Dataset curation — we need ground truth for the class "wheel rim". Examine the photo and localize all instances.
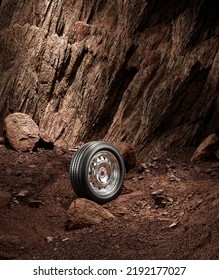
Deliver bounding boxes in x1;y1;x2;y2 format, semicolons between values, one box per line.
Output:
88;151;120;196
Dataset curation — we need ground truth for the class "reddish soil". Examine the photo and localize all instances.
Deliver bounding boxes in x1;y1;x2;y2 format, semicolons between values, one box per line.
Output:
0;144;219;260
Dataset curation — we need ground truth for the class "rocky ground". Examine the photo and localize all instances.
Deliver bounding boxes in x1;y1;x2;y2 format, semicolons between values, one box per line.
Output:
0;143;219;260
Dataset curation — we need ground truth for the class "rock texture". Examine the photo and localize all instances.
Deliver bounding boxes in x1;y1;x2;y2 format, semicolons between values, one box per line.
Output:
0;1;219;159
191;134;219;162
114;142;136;171
4;113;39;151
66;198;115;229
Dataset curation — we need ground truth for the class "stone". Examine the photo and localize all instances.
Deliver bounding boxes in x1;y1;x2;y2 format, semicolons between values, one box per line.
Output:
62;238;69;242
114;142;136;171
65;198;115;230
17;189;29;197
0;191;11;208
4;113;40;152
191;134;219;162
137;163;147;173
169;174;181;182
45;236;54;243
169;220;179;228
151;189;164;196
150;189;172;208
152;195;168;208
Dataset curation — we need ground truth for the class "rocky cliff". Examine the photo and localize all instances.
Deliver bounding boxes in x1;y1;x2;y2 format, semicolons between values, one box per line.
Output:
0;0;218;159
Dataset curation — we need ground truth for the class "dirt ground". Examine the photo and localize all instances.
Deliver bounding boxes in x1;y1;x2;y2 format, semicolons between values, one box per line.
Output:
0;143;219;260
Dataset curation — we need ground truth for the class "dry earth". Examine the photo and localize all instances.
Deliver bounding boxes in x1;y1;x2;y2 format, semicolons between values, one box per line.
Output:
0;144;219;260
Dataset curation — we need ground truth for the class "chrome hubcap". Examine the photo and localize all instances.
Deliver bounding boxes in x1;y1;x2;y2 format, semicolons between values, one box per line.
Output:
88;151;120;195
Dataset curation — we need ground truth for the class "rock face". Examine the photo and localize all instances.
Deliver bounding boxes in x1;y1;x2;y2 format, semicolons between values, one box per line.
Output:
0;1;219;159
4;113;39;151
191;134;219;162
66;198;115;230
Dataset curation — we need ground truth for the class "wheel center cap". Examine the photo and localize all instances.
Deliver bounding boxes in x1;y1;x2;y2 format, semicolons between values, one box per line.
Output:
99;166;107;176
97;166;110;184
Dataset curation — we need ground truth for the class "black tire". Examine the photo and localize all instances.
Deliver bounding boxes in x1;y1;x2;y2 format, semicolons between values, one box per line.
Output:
69;141;126;204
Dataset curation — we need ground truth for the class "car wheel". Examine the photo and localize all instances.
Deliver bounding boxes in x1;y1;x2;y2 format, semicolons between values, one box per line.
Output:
69;141;126;203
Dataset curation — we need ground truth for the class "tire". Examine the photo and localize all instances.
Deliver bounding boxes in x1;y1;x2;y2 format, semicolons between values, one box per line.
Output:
69;141;126;203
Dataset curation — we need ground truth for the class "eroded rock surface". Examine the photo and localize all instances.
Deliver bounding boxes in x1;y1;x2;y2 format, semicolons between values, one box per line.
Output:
0;1;218;159
191;134;219;162
4;113;39;151
66;198;115;230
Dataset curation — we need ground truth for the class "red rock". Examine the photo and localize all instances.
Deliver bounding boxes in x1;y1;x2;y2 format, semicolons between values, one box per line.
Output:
191;134;219;162
114;142;136;171
65;198;115;230
4;113;39;152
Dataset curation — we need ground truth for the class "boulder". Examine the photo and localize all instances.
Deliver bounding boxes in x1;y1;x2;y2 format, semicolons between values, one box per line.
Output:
0;191;11;208
4;113;40;152
114;142;136;171
65;198;115;230
191;134;219;162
